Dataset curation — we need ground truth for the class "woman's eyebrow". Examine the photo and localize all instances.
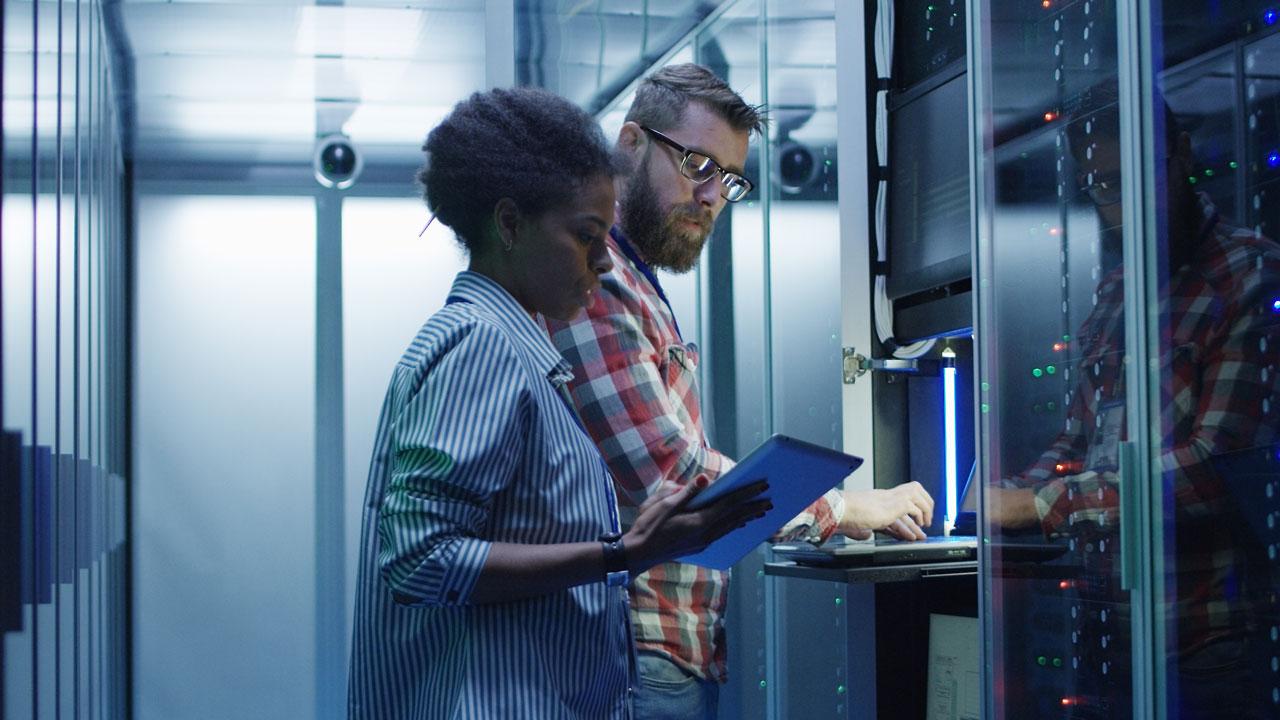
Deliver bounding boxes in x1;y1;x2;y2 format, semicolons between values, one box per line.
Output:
577;215;610;230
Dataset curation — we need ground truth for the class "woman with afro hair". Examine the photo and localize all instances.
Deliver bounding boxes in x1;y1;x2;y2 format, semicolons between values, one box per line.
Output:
347;87;768;720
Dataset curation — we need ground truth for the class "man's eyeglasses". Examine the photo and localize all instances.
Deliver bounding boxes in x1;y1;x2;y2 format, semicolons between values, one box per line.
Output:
1080;172;1122;207
640;125;754;203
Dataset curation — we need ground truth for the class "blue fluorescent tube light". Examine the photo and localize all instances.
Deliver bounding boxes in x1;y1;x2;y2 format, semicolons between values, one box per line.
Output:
942;347;958;526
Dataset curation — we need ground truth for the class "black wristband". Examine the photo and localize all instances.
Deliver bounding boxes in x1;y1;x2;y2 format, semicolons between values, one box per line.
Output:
599;532;628;585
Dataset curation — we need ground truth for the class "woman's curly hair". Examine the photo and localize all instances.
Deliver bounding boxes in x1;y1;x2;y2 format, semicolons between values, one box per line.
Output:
419;87;618;252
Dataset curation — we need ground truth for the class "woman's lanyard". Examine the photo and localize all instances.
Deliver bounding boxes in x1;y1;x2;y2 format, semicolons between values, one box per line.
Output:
611;229;685;343
446;292;622;536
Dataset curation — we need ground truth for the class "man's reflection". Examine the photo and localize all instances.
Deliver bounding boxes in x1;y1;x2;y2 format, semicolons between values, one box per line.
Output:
988;85;1280;718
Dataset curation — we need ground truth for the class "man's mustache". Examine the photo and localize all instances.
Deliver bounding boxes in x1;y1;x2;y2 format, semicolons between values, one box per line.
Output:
668;205;713;232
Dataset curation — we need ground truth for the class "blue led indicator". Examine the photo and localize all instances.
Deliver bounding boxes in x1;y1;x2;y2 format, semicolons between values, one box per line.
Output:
1269;150;1280;169
1272;298;1280;313
1265;8;1278;25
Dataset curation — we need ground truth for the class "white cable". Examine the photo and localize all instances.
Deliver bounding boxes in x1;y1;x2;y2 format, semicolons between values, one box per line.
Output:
871;0;935;359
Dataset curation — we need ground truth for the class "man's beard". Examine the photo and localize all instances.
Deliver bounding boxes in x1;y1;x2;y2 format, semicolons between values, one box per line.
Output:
618;157;715;274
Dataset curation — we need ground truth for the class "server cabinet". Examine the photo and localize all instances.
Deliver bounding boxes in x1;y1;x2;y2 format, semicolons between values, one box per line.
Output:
970;2;1280;718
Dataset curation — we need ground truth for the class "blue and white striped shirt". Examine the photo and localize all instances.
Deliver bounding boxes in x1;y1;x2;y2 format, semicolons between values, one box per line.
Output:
348;271;633;720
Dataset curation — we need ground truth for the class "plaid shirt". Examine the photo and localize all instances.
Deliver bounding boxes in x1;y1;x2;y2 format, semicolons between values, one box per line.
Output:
1003;198;1280;653
546;228;842;682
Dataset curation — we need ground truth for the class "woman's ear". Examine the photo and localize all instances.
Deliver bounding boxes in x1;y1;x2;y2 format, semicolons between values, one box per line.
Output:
492;197;520;252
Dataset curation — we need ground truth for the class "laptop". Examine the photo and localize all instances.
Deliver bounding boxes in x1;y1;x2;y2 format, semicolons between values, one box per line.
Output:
771;463;1067;567
771;463;981;566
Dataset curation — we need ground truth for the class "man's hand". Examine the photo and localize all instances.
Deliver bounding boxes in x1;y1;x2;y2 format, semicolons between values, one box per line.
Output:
839;482;934;541
986;486;1040;529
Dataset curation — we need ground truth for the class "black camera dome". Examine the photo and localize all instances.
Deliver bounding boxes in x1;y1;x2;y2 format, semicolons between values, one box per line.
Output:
776;140;817;194
314;134;363;189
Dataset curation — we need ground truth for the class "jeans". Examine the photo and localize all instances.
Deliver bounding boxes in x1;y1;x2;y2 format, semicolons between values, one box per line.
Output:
1175;637;1267;719
631;651;720;720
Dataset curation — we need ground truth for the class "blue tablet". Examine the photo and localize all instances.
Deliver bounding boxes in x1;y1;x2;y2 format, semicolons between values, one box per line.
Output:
679;434;863;570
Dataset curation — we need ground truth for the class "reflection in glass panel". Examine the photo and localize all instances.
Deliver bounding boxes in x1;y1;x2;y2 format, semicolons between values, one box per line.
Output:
517;0;734;114
760;2;850;719
682;6;770;720
1149;6;1280;719
1246;32;1280;242
975;1;1130;718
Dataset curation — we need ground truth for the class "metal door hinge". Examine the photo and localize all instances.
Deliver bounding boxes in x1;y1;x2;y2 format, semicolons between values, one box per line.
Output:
842;347;937;384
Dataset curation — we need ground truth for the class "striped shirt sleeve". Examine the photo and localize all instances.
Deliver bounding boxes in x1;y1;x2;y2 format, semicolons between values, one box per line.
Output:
376;320;527;607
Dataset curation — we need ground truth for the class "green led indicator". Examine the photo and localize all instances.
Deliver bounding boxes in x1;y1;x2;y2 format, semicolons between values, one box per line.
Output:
1037;656;1048;667
757;570;765;578
1052;657;1063;668
1230;161;1239;169
1047;401;1057;411
837;685;847;695
981;382;990;392
1032;368;1044;378
835;597;843;606
1204;168;1215;177
1033;403;1043;414
1062;334;1071;342
981;403;990;414
760;680;768;689
1188;175;1198;184
1046;365;1056;375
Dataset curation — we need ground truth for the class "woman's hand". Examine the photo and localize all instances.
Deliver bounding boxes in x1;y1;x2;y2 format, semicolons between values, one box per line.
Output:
623;476;771;575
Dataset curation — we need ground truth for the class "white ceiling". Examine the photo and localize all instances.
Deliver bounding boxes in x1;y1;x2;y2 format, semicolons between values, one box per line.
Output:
124;0;489;166
3;0;838;174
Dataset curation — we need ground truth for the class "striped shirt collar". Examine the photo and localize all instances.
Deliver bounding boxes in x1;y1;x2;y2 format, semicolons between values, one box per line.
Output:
447;271;574;384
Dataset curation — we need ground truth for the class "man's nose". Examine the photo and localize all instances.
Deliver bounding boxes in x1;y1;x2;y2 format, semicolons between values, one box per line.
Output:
693;177;722;209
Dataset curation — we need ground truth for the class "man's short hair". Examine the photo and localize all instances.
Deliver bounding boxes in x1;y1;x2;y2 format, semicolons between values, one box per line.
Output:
625;63;766;137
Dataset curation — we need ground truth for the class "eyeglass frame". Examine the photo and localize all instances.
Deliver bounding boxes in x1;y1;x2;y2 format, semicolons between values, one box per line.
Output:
639;125;755;203
1079;171;1122;207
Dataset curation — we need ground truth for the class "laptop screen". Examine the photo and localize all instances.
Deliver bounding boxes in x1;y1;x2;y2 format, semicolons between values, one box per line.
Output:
959;460;978;514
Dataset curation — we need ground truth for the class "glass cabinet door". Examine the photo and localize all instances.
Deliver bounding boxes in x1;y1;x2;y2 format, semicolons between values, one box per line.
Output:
971;2;1137;717
1140;6;1280;719
974;2;1280;719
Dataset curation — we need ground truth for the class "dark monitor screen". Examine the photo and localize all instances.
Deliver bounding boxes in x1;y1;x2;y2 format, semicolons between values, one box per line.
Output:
886;72;972;301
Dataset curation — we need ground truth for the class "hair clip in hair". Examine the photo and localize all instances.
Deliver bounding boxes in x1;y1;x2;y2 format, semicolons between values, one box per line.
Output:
418;212;437;237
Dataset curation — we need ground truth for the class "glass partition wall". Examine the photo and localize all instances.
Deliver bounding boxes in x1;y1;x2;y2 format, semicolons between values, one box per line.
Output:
2;1;131;718
583;1;845;716
972;2;1280;718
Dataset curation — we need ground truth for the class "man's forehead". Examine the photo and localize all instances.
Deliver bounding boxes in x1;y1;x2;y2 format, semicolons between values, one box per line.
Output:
664;103;750;168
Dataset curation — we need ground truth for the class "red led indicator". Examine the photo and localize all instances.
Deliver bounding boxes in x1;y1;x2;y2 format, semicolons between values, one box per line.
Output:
1044;111;1058;122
